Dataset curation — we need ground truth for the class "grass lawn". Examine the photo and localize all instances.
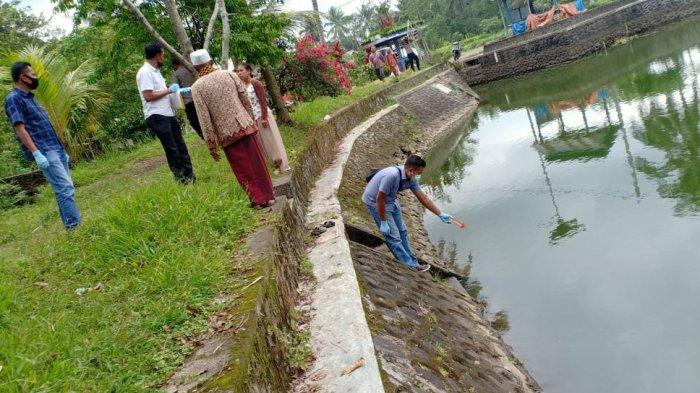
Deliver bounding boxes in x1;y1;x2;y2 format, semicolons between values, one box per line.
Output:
0;134;263;391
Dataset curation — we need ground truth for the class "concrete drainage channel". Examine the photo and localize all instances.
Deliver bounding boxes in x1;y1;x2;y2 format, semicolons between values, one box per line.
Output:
297;105;399;392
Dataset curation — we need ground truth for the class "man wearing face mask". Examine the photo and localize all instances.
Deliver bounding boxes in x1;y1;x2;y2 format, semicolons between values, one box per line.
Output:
136;42;194;183
4;62;81;230
362;155;454;272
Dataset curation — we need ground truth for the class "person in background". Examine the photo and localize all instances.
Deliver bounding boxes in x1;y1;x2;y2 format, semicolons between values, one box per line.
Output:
362;155;455;273
235;63;291;174
136;42;194;184
385;49;401;79
369;45;386;82
171;58;202;139
452;41;461;61
188;49;275;208
4;62;81;230
402;37;420;71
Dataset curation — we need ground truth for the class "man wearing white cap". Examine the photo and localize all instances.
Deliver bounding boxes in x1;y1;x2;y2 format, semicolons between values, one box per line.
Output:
184;49;275;208
136;42;194;183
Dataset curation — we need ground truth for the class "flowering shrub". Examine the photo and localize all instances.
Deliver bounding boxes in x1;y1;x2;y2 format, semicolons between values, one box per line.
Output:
278;35;352;101
347;49;376;86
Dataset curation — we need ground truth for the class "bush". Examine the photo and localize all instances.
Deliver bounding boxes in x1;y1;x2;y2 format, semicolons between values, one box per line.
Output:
0;125;32;178
347;50;375;86
347;63;376;87
100;101;149;143
0;182;30;211
277;35;352;101
479;16;502;34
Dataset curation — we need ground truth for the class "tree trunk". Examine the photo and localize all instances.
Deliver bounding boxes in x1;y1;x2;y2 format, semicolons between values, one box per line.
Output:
203;1;219;50
261;65;292;125
311;0;325;42
496;0;509;31
217;0;230;67
122;0;196;74
162;0;194;59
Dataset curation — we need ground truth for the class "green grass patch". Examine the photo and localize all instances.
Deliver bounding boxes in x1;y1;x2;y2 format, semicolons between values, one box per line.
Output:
434;30;509;61
588;0;620;10
287;328;311;370
0;134;261;391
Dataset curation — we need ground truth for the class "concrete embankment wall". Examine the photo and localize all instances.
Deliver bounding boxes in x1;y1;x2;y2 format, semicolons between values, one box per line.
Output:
337;70;541;392
459;0;700;85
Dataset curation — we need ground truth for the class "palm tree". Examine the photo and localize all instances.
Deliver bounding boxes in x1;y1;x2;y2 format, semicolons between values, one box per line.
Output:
356;4;378;39
325;6;352;42
310;0;325;41
0;46;107;156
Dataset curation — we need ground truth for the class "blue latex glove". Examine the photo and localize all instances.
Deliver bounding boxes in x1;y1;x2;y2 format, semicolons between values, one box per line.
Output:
33;150;50;170
439;213;453;224
169;83;180;94
180;87;191;98
379;220;390;235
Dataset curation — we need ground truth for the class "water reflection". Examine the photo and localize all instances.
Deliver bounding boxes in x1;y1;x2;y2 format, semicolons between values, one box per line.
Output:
430;25;700;215
423;17;700;393
630;56;700;215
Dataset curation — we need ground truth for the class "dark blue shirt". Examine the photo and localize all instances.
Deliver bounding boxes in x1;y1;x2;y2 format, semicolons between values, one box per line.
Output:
4;87;63;160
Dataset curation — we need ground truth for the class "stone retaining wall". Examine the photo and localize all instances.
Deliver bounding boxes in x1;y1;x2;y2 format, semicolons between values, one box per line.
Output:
168;200;305;392
458;0;700;85
483;0;639;53
215;201;305;391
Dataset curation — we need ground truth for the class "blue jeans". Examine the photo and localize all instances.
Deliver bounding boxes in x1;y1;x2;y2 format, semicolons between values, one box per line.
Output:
366;202;419;268
40;150;81;229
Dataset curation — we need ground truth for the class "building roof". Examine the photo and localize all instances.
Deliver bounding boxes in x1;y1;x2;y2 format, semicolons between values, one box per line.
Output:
362;25;426;48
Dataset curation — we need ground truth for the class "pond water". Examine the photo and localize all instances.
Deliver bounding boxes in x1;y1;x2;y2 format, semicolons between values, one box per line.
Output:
423;18;700;393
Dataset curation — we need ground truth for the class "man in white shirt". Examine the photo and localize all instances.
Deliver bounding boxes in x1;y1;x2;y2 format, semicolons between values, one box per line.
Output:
136;42;194;183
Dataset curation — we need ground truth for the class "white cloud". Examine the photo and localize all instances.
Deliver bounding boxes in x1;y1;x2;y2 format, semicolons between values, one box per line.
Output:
20;0;74;36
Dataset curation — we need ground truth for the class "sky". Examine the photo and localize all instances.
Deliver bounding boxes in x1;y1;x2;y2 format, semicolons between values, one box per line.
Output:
20;0;397;36
20;0;74;36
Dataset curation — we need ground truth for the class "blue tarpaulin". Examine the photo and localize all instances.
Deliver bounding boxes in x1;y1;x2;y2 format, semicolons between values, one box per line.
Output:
512;21;527;36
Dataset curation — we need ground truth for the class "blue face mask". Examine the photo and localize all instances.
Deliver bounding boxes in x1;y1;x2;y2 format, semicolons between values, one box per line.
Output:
413;174;422;183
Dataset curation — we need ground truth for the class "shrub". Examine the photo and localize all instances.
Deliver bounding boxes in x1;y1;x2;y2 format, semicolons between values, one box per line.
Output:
0;182;30;211
278;35;352;101
0;125;32;178
479;16;502;34
347;50;375;86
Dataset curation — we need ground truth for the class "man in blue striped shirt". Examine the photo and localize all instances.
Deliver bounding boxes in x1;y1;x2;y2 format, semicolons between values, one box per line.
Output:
4;61;81;230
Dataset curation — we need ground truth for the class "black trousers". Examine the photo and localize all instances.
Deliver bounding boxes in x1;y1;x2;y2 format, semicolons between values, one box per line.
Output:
184;101;203;139
146;114;194;183
407;53;420;71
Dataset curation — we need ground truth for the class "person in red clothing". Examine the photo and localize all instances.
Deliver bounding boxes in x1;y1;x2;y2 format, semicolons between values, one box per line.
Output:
384;49;401;79
187;49;275;208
